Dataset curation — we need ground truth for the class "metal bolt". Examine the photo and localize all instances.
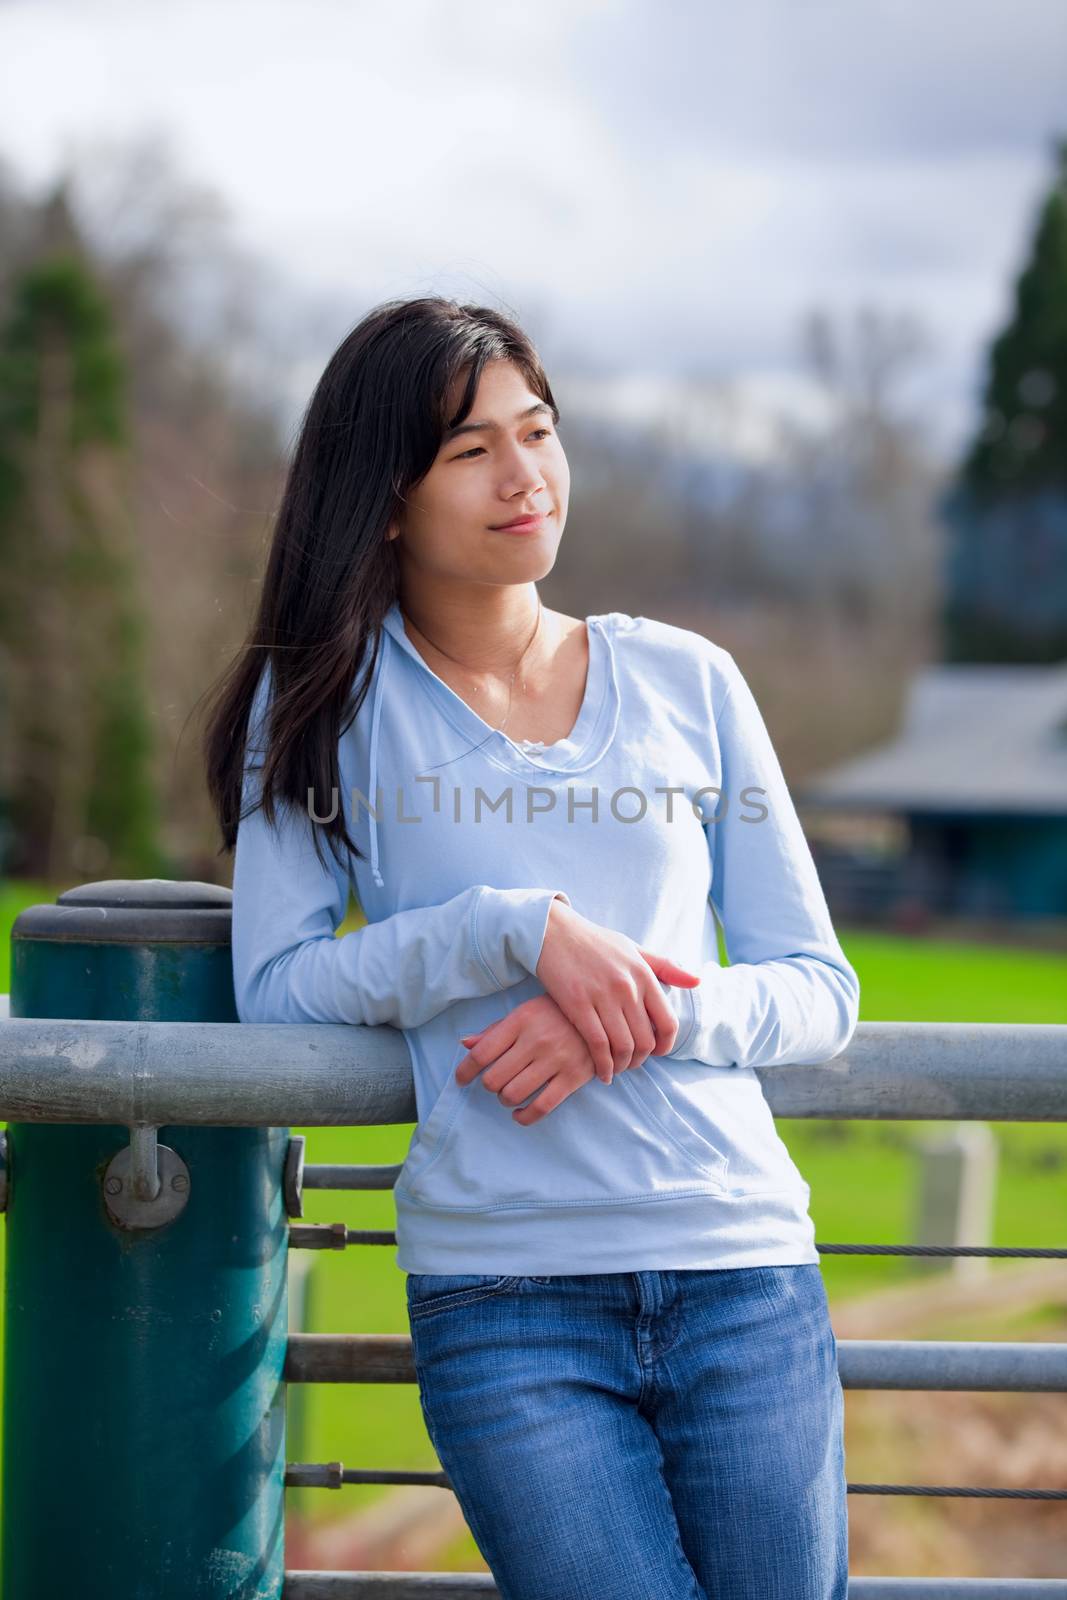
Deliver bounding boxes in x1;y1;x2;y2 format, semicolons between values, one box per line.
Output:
105;1176;123;1196
170;1174;189;1193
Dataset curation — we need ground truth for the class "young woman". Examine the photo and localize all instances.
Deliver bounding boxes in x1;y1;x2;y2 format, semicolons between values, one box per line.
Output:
206;296;858;1600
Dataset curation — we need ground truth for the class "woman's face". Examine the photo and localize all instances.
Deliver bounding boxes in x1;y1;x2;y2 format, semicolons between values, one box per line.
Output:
386;358;570;590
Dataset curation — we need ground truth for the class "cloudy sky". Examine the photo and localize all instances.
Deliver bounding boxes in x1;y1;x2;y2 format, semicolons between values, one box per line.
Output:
2;0;1065;461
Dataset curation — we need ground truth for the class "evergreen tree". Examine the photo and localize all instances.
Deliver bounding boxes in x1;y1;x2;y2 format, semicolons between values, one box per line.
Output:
963;137;1067;497
941;136;1067;662
0;212;168;881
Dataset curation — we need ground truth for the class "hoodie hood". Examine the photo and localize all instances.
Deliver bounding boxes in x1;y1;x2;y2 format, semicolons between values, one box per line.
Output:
365;599;622;889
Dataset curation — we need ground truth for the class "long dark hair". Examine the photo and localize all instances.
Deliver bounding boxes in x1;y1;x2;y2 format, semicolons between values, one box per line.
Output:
201;295;560;874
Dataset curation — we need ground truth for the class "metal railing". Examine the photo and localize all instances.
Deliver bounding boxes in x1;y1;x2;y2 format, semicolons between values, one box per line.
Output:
2;879;1066;1598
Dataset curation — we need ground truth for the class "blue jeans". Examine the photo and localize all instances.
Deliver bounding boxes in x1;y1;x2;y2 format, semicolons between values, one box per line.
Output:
406;1265;847;1600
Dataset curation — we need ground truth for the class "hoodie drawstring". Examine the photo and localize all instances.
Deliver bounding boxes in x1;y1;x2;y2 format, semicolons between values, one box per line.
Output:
368;627;390;888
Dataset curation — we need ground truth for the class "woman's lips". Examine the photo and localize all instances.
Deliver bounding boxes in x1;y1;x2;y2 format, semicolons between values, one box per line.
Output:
491;511;549;533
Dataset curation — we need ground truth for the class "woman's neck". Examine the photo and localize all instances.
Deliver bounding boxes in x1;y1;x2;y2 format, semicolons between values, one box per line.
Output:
397;589;557;686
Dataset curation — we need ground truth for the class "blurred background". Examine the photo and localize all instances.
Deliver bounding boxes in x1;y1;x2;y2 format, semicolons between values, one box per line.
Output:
1;0;1066;1583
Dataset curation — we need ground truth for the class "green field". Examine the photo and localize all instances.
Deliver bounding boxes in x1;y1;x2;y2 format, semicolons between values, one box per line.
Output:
2;879;1065;1539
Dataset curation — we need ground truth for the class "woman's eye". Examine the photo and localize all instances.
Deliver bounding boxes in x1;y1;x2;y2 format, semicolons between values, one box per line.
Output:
454;427;553;462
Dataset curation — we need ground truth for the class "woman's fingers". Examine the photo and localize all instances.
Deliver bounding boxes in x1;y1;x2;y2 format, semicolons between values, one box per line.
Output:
476;1040;539;1098
635;949;700;1056
491;1055;556;1108
615;997;658;1074
536;905;703;1080
638;950;701;987
454;993;613;1125
461;924;703;1093
553;997;615;1083
455;1014;517;1084
512;1062;588;1125
639;978;682;1058
595;1004;637;1078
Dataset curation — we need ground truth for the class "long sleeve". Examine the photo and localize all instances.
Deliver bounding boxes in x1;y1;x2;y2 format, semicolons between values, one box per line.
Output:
665;650;860;1069
230;669;570;1026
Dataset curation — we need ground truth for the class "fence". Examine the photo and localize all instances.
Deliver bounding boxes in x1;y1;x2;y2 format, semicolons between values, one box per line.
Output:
1;879;1065;1598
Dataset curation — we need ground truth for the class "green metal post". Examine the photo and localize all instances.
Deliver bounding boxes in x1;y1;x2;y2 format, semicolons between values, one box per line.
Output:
3;880;288;1600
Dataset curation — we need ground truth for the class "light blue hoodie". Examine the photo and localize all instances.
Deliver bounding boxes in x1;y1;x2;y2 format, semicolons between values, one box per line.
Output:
231;599;859;1274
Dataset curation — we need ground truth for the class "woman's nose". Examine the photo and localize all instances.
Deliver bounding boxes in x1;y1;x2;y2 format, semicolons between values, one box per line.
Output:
500;443;546;491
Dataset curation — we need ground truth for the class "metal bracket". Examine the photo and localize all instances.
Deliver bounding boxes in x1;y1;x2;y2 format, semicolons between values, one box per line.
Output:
283;1134;305;1218
285;1461;344;1489
288;1222;349;1249
103;1126;190;1230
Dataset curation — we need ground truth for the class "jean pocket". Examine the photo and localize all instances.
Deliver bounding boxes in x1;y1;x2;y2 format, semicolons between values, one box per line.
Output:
406;1273;522;1319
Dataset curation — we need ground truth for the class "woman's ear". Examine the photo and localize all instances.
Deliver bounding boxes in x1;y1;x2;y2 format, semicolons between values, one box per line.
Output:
385;521;400;543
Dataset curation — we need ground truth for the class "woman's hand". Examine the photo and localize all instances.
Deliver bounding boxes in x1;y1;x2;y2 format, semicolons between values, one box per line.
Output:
455;994;607;1124
533;898;700;1082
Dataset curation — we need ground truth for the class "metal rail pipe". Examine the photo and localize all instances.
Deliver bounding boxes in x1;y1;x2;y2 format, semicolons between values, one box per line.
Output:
0;1015;1064;1126
281;1333;1067;1392
282;1573;1067;1597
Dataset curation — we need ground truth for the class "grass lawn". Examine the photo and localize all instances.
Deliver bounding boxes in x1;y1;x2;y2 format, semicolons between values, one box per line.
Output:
1;879;1065;1536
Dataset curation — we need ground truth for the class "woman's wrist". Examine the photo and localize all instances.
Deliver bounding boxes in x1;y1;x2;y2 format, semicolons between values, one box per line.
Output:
473;885;573;987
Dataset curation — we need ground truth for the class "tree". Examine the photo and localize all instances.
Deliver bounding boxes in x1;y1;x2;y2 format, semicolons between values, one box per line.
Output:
941;135;1067;662
0;200;167;881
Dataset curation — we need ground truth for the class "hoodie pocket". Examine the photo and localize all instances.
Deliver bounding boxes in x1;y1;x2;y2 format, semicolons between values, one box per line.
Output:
402;1044;475;1175
615;1060;732;1184
653;1057;806;1196
396;1049;732;1211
